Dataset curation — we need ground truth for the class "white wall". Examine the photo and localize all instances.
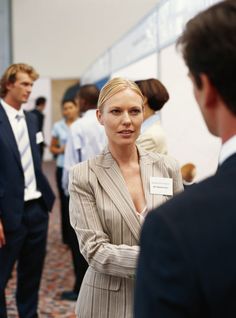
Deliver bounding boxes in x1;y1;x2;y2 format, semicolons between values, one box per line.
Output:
160;44;221;181
110;45;221;182
111;53;158;80
12;0;158;78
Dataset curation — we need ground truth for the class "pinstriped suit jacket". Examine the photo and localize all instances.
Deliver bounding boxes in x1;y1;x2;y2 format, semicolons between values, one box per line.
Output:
69;145;183;318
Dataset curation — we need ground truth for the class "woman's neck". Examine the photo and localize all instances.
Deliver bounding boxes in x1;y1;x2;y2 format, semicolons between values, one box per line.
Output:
109;143;139;166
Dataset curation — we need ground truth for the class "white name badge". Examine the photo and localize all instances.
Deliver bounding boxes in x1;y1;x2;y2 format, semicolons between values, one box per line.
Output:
150;177;173;196
36;131;44;144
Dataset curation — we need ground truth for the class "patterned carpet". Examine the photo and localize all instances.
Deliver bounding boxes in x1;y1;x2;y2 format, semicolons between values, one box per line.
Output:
5;161;77;318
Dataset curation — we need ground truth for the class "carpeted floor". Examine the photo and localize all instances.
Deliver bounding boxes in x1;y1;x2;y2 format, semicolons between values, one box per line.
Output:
6;161;77;318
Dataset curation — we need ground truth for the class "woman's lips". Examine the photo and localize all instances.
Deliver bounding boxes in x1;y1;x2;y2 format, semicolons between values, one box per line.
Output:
118;130;134;134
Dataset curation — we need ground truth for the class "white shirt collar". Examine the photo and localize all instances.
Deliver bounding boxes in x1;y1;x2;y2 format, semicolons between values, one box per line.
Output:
219;135;236;165
1;98;24;120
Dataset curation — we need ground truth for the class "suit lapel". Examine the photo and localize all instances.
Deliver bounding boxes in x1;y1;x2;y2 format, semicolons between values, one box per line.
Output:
25;111;35;154
0;104;22;170
92;148;141;241
24;111;40;173
139;151;154;212
139;147;168;211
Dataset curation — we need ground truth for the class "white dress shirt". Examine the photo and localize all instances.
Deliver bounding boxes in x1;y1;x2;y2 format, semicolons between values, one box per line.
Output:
1;99;41;201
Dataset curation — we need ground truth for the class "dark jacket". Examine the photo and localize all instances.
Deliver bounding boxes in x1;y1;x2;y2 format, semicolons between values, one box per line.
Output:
0;104;55;231
135;153;236;318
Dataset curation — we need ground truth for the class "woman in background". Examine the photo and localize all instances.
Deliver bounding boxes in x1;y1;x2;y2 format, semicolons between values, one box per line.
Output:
50;99;79;245
135;78;169;154
69;77;183;318
50;99;86;301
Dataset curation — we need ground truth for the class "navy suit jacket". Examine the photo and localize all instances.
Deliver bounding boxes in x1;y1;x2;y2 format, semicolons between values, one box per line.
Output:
0;104;55;231
135;153;236;318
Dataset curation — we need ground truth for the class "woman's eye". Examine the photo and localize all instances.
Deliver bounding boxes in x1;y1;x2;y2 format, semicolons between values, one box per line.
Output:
130;109;141;115
111;109;121;115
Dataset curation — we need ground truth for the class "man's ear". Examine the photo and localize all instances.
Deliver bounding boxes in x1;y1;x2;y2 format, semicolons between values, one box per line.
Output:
199;74;218;109
96;109;104;125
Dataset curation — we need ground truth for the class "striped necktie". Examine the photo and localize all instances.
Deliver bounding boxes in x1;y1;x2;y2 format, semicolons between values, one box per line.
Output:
16;114;35;189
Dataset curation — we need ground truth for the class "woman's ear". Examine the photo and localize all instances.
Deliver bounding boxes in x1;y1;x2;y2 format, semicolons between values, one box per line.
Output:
96;109;104;125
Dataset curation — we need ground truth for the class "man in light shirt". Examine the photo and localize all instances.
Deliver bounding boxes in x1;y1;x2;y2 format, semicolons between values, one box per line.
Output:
135;1;236;317
0;63;55;318
62;84;106;194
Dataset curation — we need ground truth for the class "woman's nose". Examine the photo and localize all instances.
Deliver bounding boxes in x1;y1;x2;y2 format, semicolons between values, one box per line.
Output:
121;111;131;124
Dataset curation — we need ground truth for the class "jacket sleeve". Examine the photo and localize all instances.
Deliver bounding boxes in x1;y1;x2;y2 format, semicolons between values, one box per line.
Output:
69;162;139;279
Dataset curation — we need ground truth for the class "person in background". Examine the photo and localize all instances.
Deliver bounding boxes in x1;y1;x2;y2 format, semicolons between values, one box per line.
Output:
62;84;106;195
135;78;169;154
135;1;236;317
61;84;106;301
0;63;55;318
30;96;47;158
69;77;183;318
50;99;82;301
50;99;79;245
181;162;197;189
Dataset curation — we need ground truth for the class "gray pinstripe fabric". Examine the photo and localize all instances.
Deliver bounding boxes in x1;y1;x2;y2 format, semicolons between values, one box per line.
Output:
69;146;183;318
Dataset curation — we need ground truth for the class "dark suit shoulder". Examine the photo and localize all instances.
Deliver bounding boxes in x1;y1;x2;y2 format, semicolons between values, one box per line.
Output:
145;164;236;257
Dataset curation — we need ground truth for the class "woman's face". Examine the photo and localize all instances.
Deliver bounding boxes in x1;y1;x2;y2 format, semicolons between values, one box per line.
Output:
62;101;79;121
97;88;143;148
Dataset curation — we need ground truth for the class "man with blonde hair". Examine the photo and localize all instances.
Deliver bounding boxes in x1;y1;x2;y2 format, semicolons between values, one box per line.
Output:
0;63;55;318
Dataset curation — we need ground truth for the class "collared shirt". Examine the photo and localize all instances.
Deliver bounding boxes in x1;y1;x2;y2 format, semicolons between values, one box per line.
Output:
1;99;41;201
51;118;70;167
219;134;236;165
62;109;107;194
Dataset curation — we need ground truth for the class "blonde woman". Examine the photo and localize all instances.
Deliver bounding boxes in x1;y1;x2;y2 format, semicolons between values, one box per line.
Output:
69;77;183;318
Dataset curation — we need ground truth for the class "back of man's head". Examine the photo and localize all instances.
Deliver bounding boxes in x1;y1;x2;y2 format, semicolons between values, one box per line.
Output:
77;84;100;112
177;0;236;115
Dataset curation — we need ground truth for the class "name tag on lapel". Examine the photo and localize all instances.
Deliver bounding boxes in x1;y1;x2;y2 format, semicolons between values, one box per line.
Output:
36;131;44;144
150;177;173;196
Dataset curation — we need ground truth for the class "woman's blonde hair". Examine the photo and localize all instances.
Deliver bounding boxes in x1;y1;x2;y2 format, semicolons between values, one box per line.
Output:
97;77;145;110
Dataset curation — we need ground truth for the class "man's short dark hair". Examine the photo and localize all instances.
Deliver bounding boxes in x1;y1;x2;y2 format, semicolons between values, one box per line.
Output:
177;0;236;115
77;84;100;107
35;97;46;106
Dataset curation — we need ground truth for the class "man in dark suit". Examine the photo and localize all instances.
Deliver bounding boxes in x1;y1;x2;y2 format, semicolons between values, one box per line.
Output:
0;63;55;318
30;96;46;158
134;1;236;317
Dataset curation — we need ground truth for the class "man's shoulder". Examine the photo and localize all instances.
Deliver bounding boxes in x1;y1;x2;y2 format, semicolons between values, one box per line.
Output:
30;108;42;117
149;170;232;228
72;110;98;127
